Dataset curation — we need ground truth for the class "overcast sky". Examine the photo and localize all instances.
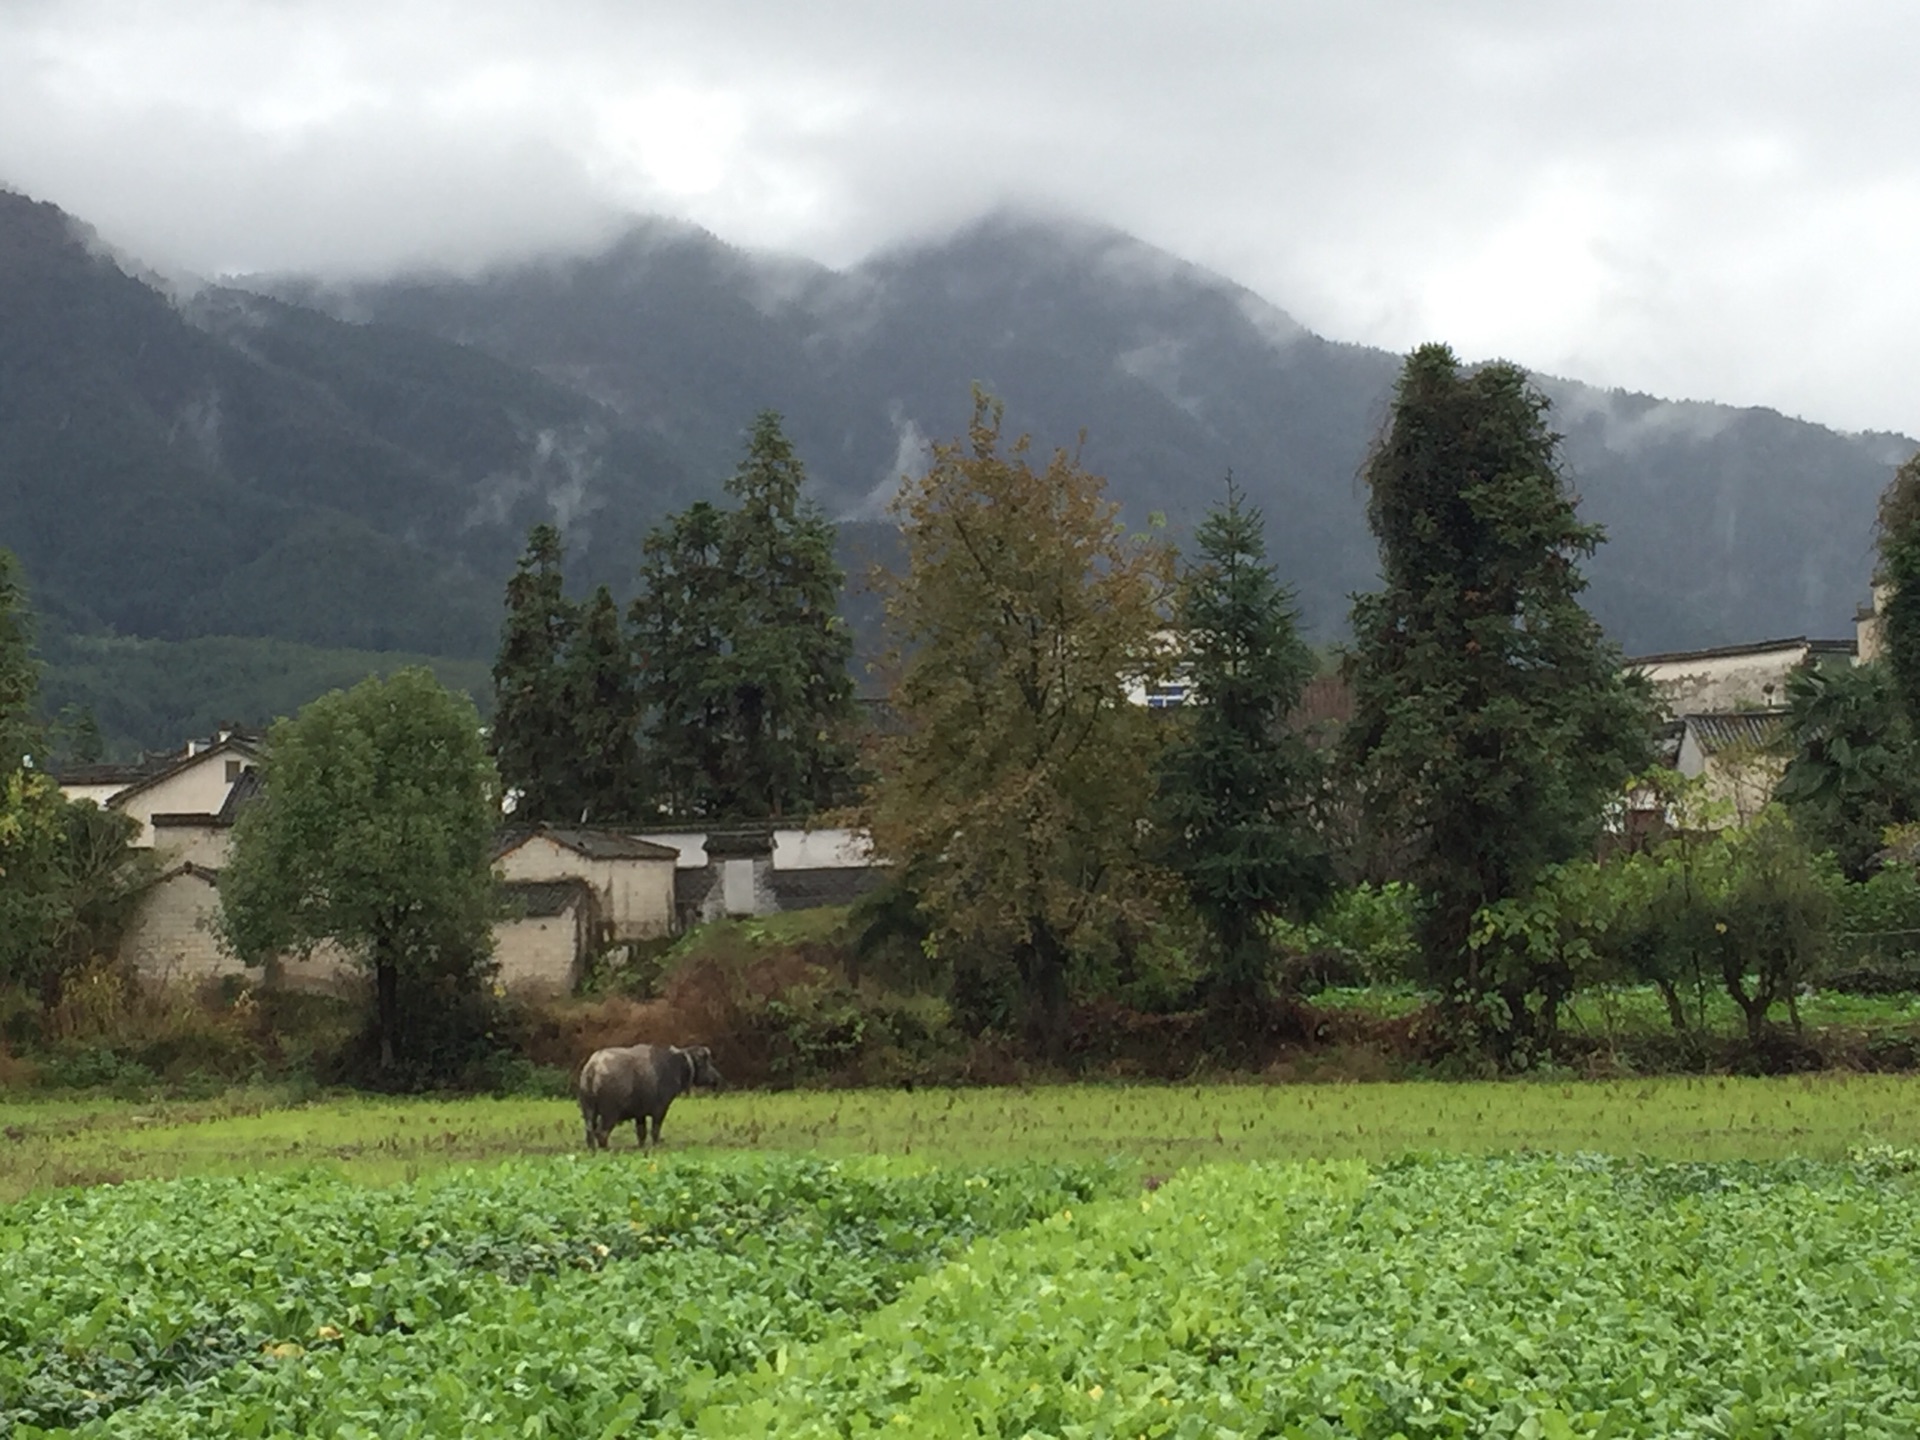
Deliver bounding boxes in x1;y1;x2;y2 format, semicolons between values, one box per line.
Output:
6;0;1918;437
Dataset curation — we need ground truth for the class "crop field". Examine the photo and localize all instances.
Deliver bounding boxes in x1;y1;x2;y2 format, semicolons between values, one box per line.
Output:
9;1148;1920;1435
8;1073;1920;1200
11;1079;1920;1434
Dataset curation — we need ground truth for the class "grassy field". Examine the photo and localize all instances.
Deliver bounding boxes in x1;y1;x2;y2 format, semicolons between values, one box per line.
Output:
1314;982;1920;1034
6;1073;1920;1201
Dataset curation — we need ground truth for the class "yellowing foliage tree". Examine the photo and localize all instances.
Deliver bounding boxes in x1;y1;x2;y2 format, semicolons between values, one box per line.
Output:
866;392;1173;1053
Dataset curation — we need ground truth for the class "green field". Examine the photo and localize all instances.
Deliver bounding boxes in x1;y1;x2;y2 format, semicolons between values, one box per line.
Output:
6;1074;1920;1200
10;1080;1920;1435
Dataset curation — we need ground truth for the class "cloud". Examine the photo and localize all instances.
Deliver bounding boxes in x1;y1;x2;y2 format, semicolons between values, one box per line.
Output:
3;0;1920;436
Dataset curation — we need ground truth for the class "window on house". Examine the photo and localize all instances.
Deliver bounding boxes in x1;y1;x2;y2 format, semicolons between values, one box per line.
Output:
226;760;243;782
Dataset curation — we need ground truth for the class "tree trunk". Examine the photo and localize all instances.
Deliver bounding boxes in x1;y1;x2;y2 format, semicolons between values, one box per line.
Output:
376;954;399;1071
1654;978;1688;1034
1017;922;1069;1061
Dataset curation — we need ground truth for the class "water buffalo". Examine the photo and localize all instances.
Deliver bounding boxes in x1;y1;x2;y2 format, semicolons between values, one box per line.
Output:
576;1043;723;1150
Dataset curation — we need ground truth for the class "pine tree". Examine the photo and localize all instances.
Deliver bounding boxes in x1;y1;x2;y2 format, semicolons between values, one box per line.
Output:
562;585;642;824
718;412;857;817
632;415;857;819
1878;453;1920;728
0;549;41;771
1154;479;1332;1011
490;524;577;823
631;502;733;817
1342;344;1652;1054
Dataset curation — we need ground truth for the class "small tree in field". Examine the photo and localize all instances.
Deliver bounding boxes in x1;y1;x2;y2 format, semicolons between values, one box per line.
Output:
1342;344;1652;1058
221;669;501;1081
867;391;1173;1054
1154;479;1332;1012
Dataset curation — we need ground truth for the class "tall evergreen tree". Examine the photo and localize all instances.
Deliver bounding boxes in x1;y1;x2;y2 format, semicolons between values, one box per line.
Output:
1878;453;1920;727
0;549;41;770
490;524;577;823
633;414;857;819
1154;479;1332;1011
562;584;643;823
631;501;733;818
718;412;858;817
1342;344;1652;1053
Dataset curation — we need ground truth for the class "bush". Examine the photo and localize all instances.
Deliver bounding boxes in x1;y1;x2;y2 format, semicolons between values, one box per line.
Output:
1474;807;1838;1058
1271;883;1420;989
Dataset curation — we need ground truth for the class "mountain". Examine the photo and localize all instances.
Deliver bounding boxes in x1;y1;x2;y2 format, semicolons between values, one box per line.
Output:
0;189;694;662
5;188;1915;751
282;211;1917;653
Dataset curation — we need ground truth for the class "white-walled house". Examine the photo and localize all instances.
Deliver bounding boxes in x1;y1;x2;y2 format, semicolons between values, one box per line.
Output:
638;824;885;926
1627;637;1855;719
492;827;680;943
58;733;262;850
495;879;597;992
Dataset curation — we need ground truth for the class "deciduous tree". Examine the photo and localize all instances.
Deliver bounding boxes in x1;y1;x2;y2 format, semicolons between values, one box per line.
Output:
1154;479;1332;1011
867;391;1173;1053
1342;344;1652;1057
221;669;500;1079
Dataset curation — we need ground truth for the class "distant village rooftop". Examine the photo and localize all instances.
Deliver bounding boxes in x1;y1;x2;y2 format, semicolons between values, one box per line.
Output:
1624;636;1856;668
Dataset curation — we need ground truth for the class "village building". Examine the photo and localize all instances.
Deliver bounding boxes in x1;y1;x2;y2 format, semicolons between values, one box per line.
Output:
637;824;883;929
57;731;263;850
492;827;680;943
1627;636;1856;719
1623;635;1860;834
61;728;888;993
494;878;599;992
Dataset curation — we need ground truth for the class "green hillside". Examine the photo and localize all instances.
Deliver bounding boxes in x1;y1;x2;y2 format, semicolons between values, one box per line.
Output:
37;629;492;757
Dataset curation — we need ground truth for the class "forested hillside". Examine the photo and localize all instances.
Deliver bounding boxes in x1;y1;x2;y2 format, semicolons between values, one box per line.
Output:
291;211;1918;652
4;188;1916;750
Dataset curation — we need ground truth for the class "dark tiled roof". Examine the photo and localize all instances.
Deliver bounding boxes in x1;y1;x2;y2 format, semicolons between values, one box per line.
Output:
148;861;222;889
501;878;593;919
704;827;773;858
769;867;885;911
217;769;263;823
494;825;680;863
1627;636;1855;666
103;735;262;806
55;760;166;787
1682;711;1789;756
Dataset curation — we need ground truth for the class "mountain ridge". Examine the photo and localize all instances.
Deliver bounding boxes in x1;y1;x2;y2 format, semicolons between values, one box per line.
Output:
276;206;1912;650
3;187;1914;749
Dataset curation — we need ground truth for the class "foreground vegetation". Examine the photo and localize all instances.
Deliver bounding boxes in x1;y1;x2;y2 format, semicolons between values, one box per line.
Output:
9;1143;1920;1435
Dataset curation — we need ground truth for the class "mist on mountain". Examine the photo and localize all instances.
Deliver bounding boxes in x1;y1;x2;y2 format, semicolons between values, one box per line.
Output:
3;186;1913;747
